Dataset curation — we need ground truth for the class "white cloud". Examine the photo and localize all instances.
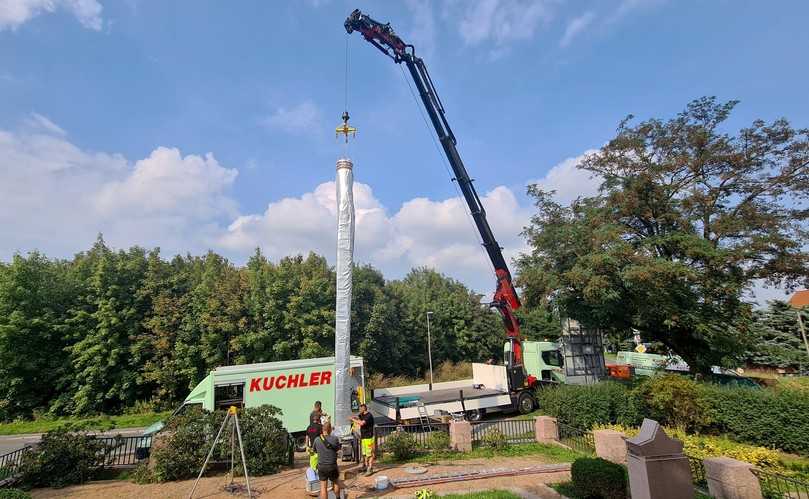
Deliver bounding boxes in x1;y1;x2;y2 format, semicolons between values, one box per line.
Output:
262;100;322;135
606;0;666;25
455;0;553;47
0;114;236;258
219;181;530;296
0;0;103;31
559;11;596;48
404;0;437;59
530;150;602;204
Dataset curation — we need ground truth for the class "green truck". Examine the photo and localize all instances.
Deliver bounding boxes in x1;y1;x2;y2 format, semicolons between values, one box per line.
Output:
148;356;366;449
522;341;757;387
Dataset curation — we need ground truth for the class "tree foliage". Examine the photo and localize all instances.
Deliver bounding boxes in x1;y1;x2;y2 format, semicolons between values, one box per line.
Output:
0;240;505;420
518;97;808;373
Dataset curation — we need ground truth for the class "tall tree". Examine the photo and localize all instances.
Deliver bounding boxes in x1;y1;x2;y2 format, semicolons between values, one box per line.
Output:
746;300;809;371
518;98;808;373
70;245;149;413
0;253;76;420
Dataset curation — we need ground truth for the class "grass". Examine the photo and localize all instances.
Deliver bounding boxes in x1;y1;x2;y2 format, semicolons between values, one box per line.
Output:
438;491;522;499
381;442;582;465
0;412;170;435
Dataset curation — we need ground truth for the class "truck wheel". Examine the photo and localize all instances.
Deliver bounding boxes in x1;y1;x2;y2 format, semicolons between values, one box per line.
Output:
517;392;535;414
294;433;307;452
466;409;484;422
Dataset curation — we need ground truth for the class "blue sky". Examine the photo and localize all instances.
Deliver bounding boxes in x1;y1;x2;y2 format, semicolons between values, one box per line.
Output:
1;0;807;302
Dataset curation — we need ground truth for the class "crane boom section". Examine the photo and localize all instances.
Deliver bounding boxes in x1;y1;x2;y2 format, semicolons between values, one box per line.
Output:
345;10;526;368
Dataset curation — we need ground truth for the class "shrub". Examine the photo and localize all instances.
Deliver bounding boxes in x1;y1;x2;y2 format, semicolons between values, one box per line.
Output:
481;428;508;450
570;457;627;499
384;430;418;461
18;426;113;488
0;490;32;499
425;430;450;451
702;383;809;455
149;405;290;482
536;381;642;429
634;375;712;432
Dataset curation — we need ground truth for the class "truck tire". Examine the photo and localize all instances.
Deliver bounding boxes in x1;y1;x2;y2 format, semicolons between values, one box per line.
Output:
293;433;307;452
517;392;535;415
466;409;485;422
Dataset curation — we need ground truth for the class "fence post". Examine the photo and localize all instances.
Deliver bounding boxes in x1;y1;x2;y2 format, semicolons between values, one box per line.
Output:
534;416;559;444
449;420;472;452
593;429;627;464
704;457;763;499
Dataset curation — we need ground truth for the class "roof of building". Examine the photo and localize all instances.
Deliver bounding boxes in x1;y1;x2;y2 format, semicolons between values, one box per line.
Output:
788;290;809;309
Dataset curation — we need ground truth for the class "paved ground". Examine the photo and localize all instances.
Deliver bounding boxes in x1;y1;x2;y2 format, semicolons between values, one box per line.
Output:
29;454;570;498
0;428;146;455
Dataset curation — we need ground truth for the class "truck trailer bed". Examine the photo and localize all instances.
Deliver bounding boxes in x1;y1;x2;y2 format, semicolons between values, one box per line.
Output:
374;385;506;407
369;364;515;421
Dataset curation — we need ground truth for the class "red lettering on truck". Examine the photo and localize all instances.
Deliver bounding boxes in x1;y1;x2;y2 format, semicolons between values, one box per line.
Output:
247;370;333;392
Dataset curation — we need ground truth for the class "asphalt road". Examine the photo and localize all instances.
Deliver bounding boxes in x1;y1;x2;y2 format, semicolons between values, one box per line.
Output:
0;427;146;455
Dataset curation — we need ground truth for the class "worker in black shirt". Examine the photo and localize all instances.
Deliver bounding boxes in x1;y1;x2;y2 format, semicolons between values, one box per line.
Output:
313;421;345;499
351;403;375;476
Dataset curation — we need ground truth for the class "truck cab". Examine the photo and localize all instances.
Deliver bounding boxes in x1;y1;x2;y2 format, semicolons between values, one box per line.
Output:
514;341;566;384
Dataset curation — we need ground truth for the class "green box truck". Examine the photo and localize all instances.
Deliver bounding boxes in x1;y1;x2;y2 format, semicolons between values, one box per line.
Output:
164;355;366;449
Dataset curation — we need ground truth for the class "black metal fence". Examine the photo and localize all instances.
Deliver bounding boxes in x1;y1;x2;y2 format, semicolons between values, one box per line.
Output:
471;418;535;444
557;422;595;455
0;445;32;481
753;468;809;499
97;435;153;467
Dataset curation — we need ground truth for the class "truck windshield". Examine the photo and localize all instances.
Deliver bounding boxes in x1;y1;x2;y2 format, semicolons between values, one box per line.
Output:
214;383;245;410
542;350;563;368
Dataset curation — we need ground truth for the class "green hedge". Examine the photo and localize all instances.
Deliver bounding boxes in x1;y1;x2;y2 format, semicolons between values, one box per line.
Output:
570;457;627;499
535;381;642;429
703;384;809;455
536;375;809;455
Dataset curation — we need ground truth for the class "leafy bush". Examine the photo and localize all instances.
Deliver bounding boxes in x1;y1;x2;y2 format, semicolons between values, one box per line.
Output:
18;426;114;488
481;428;508;450
703;383;809;455
570;457;627;499
425;430;450;450
634;375;712;431
0;490;32;499
535;381;642;428
774;377;809;395
148;405;290;482
384;430;418;461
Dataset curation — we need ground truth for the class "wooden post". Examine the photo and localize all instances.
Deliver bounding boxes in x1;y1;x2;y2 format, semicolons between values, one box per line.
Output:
796;307;809;359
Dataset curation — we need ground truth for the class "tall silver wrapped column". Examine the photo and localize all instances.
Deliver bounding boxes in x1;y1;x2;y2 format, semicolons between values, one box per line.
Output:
333;158;355;436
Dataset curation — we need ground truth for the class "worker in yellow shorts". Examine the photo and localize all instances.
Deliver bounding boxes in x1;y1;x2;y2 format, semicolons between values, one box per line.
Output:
351;403;375;476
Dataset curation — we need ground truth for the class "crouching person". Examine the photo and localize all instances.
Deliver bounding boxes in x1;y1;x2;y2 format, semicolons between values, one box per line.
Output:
314;421;345;499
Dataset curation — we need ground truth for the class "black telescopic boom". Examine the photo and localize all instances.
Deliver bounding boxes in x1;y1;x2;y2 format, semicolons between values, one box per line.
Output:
346;10;528;378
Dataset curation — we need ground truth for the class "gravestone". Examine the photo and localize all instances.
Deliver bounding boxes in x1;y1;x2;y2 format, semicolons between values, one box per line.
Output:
627;419;693;499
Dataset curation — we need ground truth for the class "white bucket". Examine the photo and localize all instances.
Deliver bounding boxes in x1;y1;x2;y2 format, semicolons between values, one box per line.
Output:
375;475;389;490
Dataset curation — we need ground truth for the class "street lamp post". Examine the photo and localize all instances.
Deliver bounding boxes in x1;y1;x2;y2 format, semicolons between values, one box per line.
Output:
426;311;434;391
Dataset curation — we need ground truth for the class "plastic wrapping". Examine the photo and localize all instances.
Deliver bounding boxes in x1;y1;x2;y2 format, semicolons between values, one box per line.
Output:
333;158;355;437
